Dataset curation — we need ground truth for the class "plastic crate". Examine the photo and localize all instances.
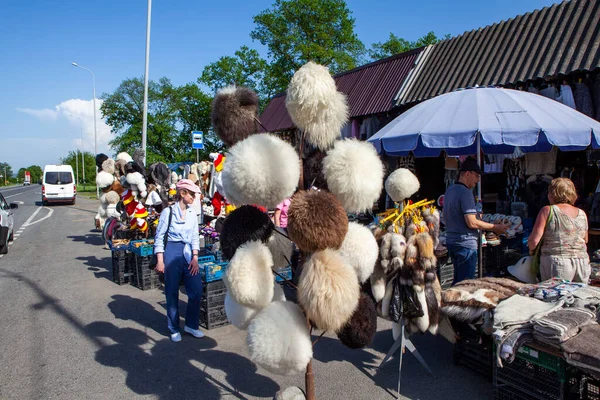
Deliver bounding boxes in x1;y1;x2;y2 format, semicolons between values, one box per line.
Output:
131;254;160;290
202;280;227;308
274;265;292;282
129;240;154;256
453;334;494;380
200;303;229;329
567;370;600;400
437;257;454;289
200;261;228;283
111;249;134;285
494;345;567;400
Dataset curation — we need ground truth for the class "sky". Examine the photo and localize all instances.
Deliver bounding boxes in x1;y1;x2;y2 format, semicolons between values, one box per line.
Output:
0;0;562;172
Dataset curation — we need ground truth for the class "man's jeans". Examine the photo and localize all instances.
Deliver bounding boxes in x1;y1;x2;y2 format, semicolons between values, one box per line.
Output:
447;244;478;284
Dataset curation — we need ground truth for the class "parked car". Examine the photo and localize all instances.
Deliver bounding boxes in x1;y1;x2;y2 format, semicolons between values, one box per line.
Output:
0;192;18;254
42;165;76;205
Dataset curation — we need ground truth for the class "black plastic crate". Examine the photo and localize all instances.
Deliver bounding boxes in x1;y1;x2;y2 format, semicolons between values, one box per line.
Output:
494;354;566;400
437;257;454;289
202;281;227;308
111;249;134;285
453;333;493;380
568;371;600;400
200;303;229;329
131;254;160;290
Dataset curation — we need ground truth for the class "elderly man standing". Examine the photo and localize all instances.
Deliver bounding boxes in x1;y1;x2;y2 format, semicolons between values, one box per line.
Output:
443;158;508;284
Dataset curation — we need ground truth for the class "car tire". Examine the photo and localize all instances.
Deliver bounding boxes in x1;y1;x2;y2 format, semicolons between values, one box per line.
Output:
8;230;14;242
42;200;48;206
71;198;76;205
0;240;7;255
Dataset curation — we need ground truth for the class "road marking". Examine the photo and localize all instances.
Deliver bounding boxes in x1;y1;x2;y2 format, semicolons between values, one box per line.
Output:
22;206;54;227
13;234;19;238
13;201;24;205
5;191;28;198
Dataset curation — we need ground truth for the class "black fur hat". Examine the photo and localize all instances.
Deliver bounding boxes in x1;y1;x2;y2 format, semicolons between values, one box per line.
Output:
211;86;259;147
95;153;108;171
303;148;328;190
336;293;377;349
220;205;274;260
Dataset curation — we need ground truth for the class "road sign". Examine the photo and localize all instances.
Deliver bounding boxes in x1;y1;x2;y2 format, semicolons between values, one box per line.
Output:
192;131;204;150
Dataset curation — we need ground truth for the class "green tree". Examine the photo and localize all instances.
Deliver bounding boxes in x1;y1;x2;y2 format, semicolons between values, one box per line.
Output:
250;0;365;93
60;151;96;186
18;165;42;183
368;31;451;61
0;162;13;186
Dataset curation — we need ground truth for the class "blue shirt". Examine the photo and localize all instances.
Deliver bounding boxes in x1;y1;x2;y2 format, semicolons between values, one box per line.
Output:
154;204;200;262
443;183;478;249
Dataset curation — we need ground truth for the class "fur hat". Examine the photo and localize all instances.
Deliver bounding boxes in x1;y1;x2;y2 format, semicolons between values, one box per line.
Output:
287;190;348;253
298;249;359;332
223;241;275;309
339;222;378;284
247;301;312;376
101;158;115;175
385;168;420;202
267;230;294;269
275;387;306;400
211;86;259;147
336;293;377;349
105;191;120;205
225;283;286;330
221;134;300;208
303;149;328;190
285;62;348;150
96;171;115;190
95;153;109;171
322;139;384;213
147;162;171;187
126;171;147;198
114;159;128;178
170;171;178;185
116;152;133;163
220;205;273;260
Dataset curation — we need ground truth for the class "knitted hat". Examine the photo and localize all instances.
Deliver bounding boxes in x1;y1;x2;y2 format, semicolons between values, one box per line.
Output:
122;190;138;216
214;154;225;172
133;203;148;219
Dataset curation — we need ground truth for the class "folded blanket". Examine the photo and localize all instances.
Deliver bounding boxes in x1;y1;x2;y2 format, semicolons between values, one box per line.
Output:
494;327;534;367
532;308;596;345
493;294;564;331
561;324;600;376
517;278;586;302
571;286;600;300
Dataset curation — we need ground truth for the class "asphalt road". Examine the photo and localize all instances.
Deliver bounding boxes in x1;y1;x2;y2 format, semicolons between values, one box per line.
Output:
0;187;493;400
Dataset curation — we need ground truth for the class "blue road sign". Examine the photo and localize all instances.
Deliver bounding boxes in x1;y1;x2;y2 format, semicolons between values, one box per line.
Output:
192;131;204;149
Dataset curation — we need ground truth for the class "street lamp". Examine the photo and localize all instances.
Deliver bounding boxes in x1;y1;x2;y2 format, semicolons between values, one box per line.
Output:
71;62;98;198
68;114;86;188
141;0;153;166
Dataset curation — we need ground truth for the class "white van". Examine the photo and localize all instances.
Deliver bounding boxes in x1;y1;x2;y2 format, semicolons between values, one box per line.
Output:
42;165;76;205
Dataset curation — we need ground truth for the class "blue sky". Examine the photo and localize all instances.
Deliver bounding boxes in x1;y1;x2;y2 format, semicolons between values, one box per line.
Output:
0;0;560;172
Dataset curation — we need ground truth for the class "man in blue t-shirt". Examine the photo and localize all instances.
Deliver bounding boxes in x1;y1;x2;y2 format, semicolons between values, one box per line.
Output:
443;158;509;283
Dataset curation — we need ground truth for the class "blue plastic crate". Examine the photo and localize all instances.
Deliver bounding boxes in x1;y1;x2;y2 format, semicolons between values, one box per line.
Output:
201;261;228;282
198;254;215;264
108;241;129;251
129;240;154;256
274;265;292;282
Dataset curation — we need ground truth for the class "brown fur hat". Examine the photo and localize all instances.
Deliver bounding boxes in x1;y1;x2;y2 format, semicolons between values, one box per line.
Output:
287;190;348;252
114;159;129;179
211;85;259;147
298;249;359;332
337;293;377;349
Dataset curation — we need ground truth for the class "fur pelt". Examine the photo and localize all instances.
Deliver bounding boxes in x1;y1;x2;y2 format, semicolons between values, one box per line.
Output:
337;294;377;349
221;133;300;208
114;159;128;179
220;205;273;260
339;222;378;284
380;233;407;275
287;190;348;252
105;191;120;205
126;171;147;198
422;207;441;249
267;230;294;269
392;321;402;341
108;180;125;196
170;171;178;185
101;158;115;175
211;85;259;147
412;286;430;332
224;241;275;309
379;279;395;319
415;232;435;283
116;152;133;163
225;282;286;330
247;301;312;376
95;153;108;171
385;168;420;202
298;249;360;332
370;262;387;302
402;235;419;287
322;139;384;213
285;62;348;150
425;278;442;334
303;149;328;190
96;171;115;190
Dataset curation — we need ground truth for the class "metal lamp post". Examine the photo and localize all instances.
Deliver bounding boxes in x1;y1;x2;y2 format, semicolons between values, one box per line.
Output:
68;114;86;189
141;0;152;166
71;62;98;198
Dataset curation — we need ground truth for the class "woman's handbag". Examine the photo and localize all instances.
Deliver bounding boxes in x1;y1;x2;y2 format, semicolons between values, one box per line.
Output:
531;205;553;277
150;206;173;269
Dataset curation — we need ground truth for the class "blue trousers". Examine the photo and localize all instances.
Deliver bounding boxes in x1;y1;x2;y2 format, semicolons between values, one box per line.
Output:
163;242;203;333
447;244;478;285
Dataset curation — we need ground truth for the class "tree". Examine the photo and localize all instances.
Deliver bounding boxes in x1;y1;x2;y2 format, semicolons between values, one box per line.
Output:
368;31;451;61
18;165;42;183
0;162;13;185
60;151;96;185
250;0;365;93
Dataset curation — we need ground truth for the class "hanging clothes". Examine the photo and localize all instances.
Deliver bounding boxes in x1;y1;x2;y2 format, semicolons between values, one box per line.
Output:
484;154;508;174
591;73;600;120
340;122;352;139
524;147;558;175
556;85;576;109
359;116;380;140
539;85;558;100
574;82;594;118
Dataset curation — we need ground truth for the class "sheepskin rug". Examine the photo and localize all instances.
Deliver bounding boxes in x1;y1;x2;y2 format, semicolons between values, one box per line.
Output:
247;301;312;376
225;282;286;330
285;62;348;150
339;222;378;284
267;229;294;269
223;241;274;309
96;171;115;190
337;293;377;349
221;134;300;208
287;190;348;252
298;249;359;332
211;85;259;147
220;205;273;260
385;168;420;202
322;139;384;213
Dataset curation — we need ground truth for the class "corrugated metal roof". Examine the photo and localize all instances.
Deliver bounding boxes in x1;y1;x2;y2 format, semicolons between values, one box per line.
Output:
396;0;600;106
259;48;423;132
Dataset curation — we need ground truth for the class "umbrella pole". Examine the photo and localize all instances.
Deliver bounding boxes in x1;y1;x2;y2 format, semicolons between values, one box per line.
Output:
477;133;483;278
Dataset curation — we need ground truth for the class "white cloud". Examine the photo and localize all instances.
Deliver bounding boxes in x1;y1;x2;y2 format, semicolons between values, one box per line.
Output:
16;98;113;156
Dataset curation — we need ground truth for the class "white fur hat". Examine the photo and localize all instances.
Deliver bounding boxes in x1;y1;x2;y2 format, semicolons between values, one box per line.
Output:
225;282;286;330
126;171;147;198
221;134;300;208
116;152;133;163
285;62;348;150
223;241;274;309
385;168;420;202
96;171;115;189
247;301;312;376
298;249;359;332
322;139;384;213
339;222;378;284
